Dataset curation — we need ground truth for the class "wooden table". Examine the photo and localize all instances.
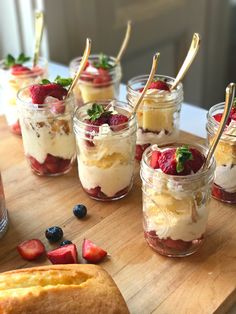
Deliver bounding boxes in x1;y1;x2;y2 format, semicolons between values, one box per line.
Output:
0;115;236;314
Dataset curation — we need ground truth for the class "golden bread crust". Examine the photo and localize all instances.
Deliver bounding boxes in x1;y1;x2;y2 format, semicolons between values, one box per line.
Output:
0;264;129;314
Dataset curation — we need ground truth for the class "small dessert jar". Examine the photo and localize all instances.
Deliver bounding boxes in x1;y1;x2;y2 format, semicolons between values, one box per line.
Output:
0;57;48;135
0;172;8;239
69;55;122;105
206;102;236;204
17;86;76;176
73;100;137;201
140;143;215;257
127;75;183;161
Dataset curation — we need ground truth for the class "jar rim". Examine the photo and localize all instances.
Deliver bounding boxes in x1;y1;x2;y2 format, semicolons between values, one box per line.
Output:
73;99;136;133
141;142;215;182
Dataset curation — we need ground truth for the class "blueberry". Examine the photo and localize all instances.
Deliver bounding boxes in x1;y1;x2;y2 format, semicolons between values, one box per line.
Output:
45;226;63;242
73;204;87;219
60;240;72;246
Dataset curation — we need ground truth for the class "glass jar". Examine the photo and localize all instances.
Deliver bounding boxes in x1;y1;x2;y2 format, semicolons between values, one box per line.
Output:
0;57;48;135
69;55;122;105
0;173;8;239
140;143;215;257
127;75;183;161
206;102;236;204
17;86;76;176
73;100;137;201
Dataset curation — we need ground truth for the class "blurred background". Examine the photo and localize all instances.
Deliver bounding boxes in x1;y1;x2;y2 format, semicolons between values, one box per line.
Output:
0;0;235;109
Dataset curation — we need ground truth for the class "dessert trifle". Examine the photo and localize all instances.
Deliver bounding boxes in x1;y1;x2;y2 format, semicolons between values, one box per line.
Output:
73;100;136;201
207;102;236;203
17;77;76;176
70;54;122;105
0;53;47;135
127;75;183;161
140;143;215;257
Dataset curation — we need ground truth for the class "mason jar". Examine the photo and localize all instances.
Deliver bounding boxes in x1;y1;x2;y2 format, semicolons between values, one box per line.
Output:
127;74;183;161
0;57;48;135
73;100;137;201
0;172;8;239
69;55;122;105
140;143;215;257
17;86;76;176
206;102;236;204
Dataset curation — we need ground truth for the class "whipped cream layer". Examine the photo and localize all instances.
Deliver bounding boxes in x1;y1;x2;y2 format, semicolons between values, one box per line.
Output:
215;165;236;193
20;111;76;164
136;128;179;145
76;123;135;197
78;160;133;197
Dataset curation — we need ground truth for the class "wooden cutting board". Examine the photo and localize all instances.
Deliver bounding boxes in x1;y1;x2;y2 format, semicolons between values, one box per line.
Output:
0;115;235;314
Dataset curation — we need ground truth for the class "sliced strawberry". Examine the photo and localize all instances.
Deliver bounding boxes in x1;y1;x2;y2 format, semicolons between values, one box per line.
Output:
47;244;78;264
150;151;161;169
159;149;178;175
84;186;102;198
29;83;68;104
82;239;107;263
149;80;170;91
213;113;232;126
108;114;128;131
58;159;71;173
28;156;45;175
17;239;45;261
186;148;205;173
161;238;192;251
231;112;236;121
44;154;60;174
11;65;32;75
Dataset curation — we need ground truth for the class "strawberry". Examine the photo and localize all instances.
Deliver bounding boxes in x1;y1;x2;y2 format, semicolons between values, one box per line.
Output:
17;239;45;261
213;113;231;126
28;156;45;175
161;238;192;251
29;83;68;104
11;120;21;135
84;186;102;198
51;101;65;114
158;146;205;175
44;154;60;174
11;65;32;75
108;114;128;131
149;80;170;91
82;239;107;263
150;150;161;169
47;244;78;264
58;159;71;173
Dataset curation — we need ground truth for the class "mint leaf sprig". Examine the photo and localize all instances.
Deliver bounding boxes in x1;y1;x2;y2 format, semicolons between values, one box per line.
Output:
176;145;193;173
40;76;72;88
93;53;114;70
4;53;31;68
87;103;112;121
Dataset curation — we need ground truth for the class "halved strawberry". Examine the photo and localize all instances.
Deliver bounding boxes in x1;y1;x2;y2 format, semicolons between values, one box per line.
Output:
135;144;150;161
161;238;192;251
108;114;128;131
28;156;45;175
44;154;60;174
149;80;170;91
82;239;107;263
11;65;32;75
186;148;205;173
47;244;78;264
84;186;102;198
17;239;45;261
29;83;68;104
150;151;161;169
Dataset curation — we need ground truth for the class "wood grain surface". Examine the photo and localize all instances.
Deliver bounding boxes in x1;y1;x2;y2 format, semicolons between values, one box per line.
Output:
0;115;235;314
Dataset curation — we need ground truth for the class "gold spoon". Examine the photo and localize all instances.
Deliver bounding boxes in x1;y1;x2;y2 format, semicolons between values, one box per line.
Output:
170;33;201;91
67;38;92;98
33;11;44;67
132;52;160;113
203;82;235;170
115;20;132;64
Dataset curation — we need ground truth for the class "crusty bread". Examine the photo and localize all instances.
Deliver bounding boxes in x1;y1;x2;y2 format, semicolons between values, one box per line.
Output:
0;264;129;314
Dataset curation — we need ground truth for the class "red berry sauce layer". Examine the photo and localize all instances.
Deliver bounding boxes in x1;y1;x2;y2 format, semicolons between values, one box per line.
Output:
28;154;73;176
84;185;131;201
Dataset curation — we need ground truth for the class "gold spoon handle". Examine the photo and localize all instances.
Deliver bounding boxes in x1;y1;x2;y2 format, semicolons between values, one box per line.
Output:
171;33;201;91
115;20;132;64
33;11;44;67
132;52;160;113
204;82;235;170
67;38;92;98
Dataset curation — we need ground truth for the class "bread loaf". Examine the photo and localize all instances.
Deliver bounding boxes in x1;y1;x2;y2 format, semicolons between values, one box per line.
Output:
0;264;129;314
